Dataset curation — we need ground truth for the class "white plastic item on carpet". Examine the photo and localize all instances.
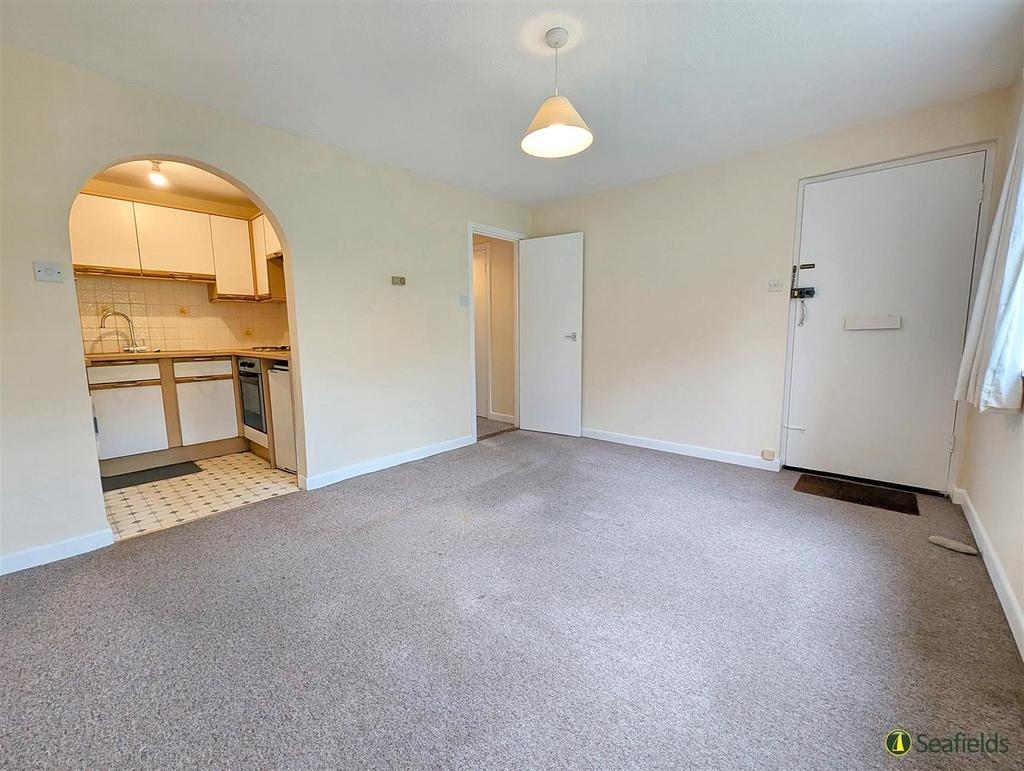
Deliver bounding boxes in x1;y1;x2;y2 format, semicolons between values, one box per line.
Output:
928;535;979;555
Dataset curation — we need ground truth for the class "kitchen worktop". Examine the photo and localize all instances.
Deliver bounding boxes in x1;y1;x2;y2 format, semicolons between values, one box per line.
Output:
85;348;290;365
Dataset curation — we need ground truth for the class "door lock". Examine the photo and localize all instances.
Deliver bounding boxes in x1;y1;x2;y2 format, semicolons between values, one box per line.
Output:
790;264;816;299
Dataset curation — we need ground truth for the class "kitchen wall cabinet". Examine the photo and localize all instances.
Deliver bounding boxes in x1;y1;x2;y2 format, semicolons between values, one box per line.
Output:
92;384;169;459
72;195;282;303
264;216;283;256
69;194;143;275
267;257;287;302
134;202;216;279
251;214;270;297
210;215;255;298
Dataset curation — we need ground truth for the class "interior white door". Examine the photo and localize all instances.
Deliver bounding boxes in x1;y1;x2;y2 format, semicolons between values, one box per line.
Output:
786;150;986;491
519;232;583;436
473;246;489;418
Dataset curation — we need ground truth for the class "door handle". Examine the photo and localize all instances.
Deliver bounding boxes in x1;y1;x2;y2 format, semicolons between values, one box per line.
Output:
565;332;578;341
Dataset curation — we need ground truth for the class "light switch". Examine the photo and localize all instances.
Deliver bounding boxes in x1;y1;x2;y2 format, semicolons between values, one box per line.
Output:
34;261;66;283
459;294;470;307
767;278;786;293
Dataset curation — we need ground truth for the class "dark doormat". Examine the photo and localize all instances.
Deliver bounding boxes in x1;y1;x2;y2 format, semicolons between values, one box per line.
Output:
794;473;919;515
101;461;202;492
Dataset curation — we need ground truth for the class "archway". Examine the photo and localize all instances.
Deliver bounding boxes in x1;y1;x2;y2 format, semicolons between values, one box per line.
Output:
69;156;304;541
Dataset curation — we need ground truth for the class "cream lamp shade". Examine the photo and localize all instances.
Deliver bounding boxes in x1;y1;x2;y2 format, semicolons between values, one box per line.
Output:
521;95;594;159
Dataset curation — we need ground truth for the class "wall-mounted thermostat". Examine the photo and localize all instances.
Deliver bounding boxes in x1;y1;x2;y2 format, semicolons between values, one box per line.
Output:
391;275;406;286
34;261;65;283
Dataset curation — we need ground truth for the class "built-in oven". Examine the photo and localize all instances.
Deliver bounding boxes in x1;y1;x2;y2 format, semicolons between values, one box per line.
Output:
237;357;266;435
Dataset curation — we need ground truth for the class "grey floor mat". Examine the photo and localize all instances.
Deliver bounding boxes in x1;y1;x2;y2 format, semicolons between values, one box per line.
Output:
101;461;202;492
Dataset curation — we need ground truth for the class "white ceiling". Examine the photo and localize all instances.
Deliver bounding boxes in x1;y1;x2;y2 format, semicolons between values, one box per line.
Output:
93;160;256;208
4;1;1022;204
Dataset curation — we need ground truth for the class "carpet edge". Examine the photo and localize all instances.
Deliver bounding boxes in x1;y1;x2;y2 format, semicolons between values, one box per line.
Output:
953;485;1024;663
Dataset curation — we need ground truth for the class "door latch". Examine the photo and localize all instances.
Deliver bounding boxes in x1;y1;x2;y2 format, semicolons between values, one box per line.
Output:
790;264;816;298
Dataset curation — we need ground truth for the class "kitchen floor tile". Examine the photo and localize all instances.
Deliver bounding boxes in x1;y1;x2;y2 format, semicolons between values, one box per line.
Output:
102;452;298;541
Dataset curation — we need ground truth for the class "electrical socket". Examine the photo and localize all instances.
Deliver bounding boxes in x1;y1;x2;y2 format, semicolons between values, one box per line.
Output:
34;261;65;283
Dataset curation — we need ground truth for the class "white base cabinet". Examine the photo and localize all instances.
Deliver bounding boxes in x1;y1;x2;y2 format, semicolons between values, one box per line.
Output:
177;379;239;446
92;385;169;460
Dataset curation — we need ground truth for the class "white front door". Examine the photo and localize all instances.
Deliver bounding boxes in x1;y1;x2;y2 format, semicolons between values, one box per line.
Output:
519;232;584;436
473;245;489;418
785;150;986;491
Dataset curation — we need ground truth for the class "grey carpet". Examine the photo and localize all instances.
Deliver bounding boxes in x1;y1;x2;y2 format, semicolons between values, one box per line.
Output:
476;415;515;439
2;431;1022;769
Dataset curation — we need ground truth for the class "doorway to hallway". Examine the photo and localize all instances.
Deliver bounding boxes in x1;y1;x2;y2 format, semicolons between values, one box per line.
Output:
472;232;518;439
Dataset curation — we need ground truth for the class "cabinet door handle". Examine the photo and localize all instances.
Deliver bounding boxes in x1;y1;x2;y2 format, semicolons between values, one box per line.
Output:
176;374;232;383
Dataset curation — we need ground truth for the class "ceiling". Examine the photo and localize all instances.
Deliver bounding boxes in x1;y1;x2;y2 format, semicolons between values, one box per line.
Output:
4;1;1022;204
92;160;256;208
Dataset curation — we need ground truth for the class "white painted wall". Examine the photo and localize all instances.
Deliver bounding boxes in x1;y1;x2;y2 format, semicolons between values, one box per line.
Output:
0;47;528;565
530;86;1019;465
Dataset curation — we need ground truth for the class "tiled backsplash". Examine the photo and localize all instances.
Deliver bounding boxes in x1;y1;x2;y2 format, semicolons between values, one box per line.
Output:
76;275;289;354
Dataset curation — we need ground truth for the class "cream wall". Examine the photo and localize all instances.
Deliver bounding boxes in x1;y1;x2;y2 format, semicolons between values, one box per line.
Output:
472;235;515;420
531;86;1019;464
957;410;1024;638
955;80;1024;657
0;47;528;562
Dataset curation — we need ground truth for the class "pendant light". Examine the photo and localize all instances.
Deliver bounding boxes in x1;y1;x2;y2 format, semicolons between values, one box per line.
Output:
148;160;169;187
521;27;594;159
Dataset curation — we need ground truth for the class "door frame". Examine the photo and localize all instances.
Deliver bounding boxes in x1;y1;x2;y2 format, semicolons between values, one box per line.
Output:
778;142;995;493
467;222;526;439
472;241;492;419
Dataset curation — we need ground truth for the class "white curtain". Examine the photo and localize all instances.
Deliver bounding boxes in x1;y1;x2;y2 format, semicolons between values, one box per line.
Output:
955;105;1024;412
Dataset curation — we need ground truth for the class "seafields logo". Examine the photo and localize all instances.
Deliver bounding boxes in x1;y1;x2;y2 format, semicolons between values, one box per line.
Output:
885;729;1009;756
885;729;912;756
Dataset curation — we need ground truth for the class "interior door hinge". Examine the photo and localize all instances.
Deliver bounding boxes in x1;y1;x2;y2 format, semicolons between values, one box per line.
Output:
949;436;956;454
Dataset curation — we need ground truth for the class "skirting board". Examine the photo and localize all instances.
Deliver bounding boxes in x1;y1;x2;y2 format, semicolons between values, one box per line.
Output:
952;485;1024;662
488;412;515;424
301;435;475;491
0;527;114;576
581;428;781;472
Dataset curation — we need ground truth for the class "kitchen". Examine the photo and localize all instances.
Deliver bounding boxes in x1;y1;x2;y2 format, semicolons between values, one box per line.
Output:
72;160;300;540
